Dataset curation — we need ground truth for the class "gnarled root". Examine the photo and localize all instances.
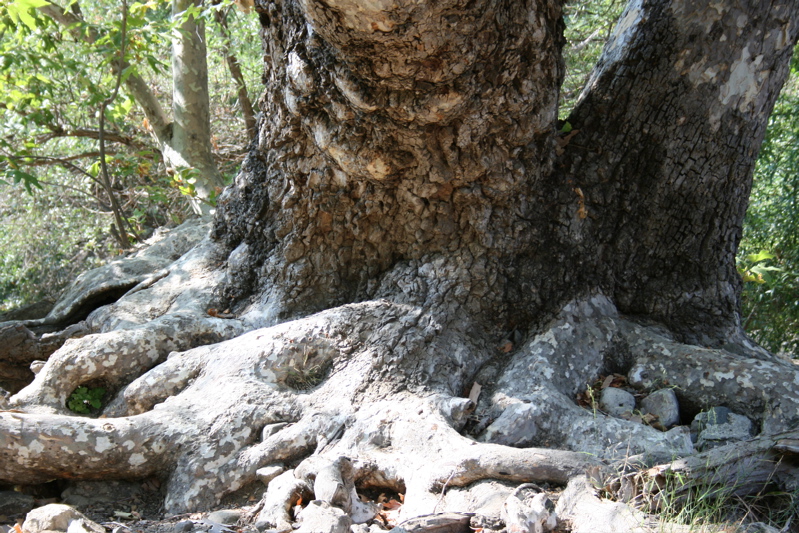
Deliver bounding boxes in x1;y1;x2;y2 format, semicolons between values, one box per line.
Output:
2;288;799;531
475;294;799;460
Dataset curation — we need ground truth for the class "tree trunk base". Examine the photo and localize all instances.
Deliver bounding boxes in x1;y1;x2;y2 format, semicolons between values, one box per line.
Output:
2;222;798;531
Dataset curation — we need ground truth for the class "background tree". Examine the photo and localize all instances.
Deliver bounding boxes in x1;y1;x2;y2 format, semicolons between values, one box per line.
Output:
1;0;799;531
738;56;799;357
0;0;261;305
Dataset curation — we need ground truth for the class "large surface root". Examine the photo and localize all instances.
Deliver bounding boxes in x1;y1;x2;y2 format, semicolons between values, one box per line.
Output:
1;297;597;519
2;262;798;530
0;220;214;398
474;294;799;460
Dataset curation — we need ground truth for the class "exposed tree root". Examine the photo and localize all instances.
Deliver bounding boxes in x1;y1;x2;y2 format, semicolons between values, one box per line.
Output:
0;321;89;394
475;295;799;459
610;429;799;510
1;245;798;531
0;221;211;397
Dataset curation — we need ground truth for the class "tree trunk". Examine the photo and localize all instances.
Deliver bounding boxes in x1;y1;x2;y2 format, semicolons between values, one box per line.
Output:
168;0;227;214
557;0;798;347
4;0;799;529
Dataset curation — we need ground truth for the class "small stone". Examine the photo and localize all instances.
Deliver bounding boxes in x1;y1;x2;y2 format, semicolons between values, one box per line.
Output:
481;403;539;447
706;406;730;425
256;465;285;485
640;388;680;428
174;520;195;533
261;423;289;441
207;509;241;525
0;491;35;516
22;504;105;533
599;388;635;417
692;409;753;451
295;501;351;533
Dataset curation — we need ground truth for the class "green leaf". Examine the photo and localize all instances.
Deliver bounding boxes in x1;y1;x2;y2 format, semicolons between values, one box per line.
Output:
746;250;776;263
8;0;51;31
3;168;41;194
16;0;51;8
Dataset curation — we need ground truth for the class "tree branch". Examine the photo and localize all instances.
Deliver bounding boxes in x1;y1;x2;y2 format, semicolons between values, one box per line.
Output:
4;154;103;187
98;0;137;249
36;127;140;147
212;4;257;141
11;151;116;166
38;1;171;142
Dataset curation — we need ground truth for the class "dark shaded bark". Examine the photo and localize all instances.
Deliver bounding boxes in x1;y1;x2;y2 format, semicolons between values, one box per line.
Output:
0;322;89;394
557;0;799;345
213;0;566;328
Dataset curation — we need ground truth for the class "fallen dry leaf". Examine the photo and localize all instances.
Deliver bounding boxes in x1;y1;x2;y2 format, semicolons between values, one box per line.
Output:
382;499;402;511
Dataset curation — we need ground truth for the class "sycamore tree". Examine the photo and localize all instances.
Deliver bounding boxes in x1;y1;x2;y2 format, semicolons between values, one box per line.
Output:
2;0;799;531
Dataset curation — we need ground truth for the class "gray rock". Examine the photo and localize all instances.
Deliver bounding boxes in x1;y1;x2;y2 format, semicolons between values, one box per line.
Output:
261;422;289;441
640;388;680;427
481;402;538;447
295;501;351;533
599;387;635;417
701;407;732;425
0;490;35;516
206;509;241;525
692;409;753;451
22;504;105;533
174;520;195;533
256;464;285;485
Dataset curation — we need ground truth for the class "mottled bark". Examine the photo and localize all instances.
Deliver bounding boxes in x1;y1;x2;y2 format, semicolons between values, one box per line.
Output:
213;0;565;327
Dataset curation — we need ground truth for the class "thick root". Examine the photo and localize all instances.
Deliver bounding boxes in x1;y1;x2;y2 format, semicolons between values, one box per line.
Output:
476;294;799;461
0;411;174;484
3;287;798;529
10;314;245;414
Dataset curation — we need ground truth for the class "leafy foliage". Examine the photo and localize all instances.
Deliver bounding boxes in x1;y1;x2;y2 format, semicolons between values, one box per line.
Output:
738;49;799;357
560;0;626;117
67;385;106;413
0;0;260;309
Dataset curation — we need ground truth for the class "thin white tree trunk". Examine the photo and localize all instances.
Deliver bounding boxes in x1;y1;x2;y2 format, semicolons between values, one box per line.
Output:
169;0;226;215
